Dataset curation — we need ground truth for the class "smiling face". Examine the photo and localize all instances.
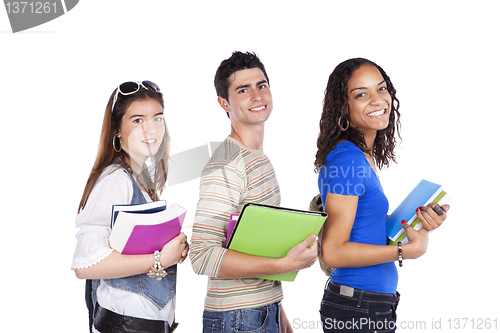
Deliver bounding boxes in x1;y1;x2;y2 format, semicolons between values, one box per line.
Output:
117;98;165;165
218;67;273;128
347;64;392;139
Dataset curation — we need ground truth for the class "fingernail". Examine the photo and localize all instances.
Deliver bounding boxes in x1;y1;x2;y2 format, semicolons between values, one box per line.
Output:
401;220;406;225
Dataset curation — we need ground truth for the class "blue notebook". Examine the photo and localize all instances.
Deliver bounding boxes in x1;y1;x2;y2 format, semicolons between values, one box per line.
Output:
111;200;167;227
386;180;451;244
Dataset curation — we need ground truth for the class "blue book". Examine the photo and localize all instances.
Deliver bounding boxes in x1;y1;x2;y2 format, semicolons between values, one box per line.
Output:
386;180;451;245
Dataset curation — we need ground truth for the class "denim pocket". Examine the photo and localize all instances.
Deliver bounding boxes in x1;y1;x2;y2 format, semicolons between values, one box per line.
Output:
203;317;225;333
237;307;270;333
203;305;278;333
374;309;396;333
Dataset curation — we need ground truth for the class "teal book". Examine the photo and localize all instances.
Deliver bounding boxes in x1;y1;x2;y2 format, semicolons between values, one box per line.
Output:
386;179;451;245
227;203;327;281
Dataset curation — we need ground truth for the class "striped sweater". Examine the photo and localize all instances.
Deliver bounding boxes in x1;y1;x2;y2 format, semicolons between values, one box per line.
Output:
190;136;283;311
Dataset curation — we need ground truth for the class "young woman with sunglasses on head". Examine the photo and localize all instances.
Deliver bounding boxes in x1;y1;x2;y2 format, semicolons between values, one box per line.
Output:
72;81;188;333
315;59;449;332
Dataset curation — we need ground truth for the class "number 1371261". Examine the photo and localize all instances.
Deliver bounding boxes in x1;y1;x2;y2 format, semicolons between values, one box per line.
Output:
5;2;57;14
447;318;498;330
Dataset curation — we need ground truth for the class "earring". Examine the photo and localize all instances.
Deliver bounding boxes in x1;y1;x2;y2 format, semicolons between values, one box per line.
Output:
113;134;122;153
338;116;349;131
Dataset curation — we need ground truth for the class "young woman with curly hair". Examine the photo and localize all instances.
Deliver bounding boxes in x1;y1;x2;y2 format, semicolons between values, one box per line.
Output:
315;58;449;332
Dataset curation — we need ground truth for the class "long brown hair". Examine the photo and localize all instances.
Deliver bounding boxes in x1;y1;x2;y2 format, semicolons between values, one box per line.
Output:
78;84;169;212
314;58;401;172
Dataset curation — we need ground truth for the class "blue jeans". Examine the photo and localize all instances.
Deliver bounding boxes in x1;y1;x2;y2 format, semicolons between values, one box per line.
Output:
203;302;280;333
320;280;400;333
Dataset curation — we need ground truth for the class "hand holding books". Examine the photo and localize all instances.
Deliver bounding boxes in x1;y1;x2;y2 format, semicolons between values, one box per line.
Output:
400;220;429;260
226;203;327;281
159;233;189;267
386;179;451;245
417;203;450;231
108;202;190;279
400;203;449;261
385;179;451;267
279;234;318;274
148;233;189;280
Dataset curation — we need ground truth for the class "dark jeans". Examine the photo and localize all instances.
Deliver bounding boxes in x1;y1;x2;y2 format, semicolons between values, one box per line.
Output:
203;302;280;333
320;280;400;333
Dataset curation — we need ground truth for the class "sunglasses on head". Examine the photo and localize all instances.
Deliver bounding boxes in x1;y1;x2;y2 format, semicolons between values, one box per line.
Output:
111;80;161;114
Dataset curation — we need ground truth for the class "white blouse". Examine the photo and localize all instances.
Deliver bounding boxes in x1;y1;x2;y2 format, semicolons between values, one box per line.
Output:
71;165;174;324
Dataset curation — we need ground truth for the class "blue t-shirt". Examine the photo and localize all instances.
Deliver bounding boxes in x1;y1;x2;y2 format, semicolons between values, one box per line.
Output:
318;141;398;294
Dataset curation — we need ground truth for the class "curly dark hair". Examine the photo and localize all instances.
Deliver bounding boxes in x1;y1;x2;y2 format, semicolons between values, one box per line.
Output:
314;58;401;173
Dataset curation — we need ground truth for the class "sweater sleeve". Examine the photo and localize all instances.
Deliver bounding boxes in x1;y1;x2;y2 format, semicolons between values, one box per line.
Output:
189;156;245;278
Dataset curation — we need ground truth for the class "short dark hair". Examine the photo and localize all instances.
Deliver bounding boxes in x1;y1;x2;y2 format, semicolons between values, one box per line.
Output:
214;51;270;101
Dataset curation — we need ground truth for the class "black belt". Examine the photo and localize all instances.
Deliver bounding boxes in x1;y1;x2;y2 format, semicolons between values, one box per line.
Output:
94;303;177;333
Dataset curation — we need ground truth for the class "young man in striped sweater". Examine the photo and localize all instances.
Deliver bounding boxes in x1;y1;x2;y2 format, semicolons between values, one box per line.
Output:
190;51;318;333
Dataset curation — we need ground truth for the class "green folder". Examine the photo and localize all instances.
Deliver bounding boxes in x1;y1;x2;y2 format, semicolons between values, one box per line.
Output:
226;203;328;281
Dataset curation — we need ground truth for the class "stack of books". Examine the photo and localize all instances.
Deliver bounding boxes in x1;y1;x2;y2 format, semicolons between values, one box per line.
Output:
386;179;451;245
109;200;186;255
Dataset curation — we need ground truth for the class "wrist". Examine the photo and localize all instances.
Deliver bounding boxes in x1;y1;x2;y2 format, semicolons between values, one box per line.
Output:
401;243;413;259
277;256;295;274
402;242;425;260
160;249;177;268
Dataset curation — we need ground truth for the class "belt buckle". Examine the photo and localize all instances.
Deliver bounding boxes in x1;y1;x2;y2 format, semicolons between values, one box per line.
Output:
340;285;354;297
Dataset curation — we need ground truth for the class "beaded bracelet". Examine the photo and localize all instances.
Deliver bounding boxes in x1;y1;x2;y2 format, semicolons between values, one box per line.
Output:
397;242;403;267
147;250;168;281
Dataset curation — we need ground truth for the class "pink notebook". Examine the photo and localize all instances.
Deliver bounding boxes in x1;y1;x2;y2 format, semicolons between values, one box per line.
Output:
109;204;187;255
225;214;239;247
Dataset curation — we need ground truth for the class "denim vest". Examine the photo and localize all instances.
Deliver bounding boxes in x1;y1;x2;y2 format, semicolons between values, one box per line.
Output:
92;167;177;310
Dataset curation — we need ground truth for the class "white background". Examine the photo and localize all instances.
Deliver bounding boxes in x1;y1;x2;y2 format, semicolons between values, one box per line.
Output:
1;1;499;332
